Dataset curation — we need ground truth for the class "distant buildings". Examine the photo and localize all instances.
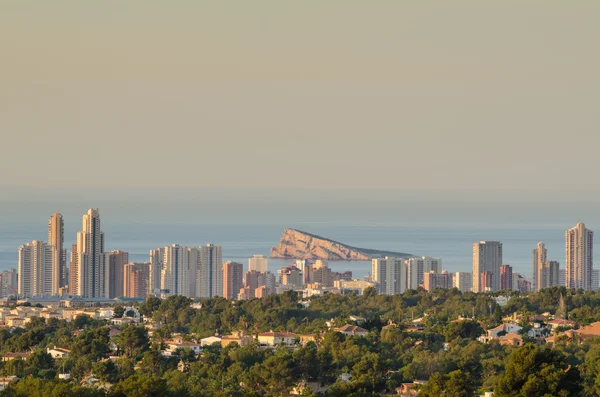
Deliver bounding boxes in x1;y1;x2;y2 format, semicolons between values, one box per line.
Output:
248;254;268;273
160;245;198;298
223;261;244;299
423;270;452;291
540;261;560;290
406;257;441;290
105;250;129;299
372;257;405;295
198;244;223;298
0;269;18;298
278;266;303;290
500;264;513;290
74;209;106;298
473;241;502;292
124;262;148;298
148;248;164;296
48;213;67;291
453;272;472;293
566;222;593;290
593;269;600;291
18;241;54;297
532;242;546;292
309;260;334;287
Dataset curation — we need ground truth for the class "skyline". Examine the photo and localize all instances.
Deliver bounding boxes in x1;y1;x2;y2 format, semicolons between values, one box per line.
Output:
2;2;600;193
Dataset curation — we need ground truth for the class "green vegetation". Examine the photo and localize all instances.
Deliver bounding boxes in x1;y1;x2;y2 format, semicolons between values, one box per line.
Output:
1;287;600;396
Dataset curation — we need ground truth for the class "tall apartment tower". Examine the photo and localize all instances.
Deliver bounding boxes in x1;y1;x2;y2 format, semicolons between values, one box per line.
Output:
18;241;54;297
406;257;442;290
68;244;79;294
533;242;547;292
310;260;334;287
198;244;223;298
48;213;67;291
472;241;502;292
160;245;197;298
105;250;129;298
371;257;405;295
500;264;513;290
124;262;148;298
566;222;593;290
149;248;165;295
248;255;268;273
454;272;472;293
74;209;106;298
539;261;560;289
223;261;244;299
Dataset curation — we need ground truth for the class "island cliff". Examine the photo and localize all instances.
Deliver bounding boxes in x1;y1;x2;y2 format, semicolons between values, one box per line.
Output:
270;228;412;260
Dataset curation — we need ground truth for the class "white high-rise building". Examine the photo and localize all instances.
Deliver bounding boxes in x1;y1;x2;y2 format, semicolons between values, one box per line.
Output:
48;213;67;291
160;245;198;298
198;244;223;298
249;254;268;273
149;248;164;295
372;257;405;295
18;240;54;297
0;269;18;298
74;209;105;298
540;261;560;290
406;257;441;289
473;241;502;292
566;222;593;290
533;242;547;292
454;272;472;293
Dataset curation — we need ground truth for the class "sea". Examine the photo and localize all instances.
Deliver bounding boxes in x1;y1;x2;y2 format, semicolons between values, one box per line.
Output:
2;199;598;280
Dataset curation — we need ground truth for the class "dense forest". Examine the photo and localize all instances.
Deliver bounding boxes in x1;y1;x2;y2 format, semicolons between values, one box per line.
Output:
2;287;600;396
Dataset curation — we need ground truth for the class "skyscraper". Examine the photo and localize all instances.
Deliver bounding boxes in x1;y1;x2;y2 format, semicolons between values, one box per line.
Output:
68;244;78;294
105;250;129;298
453;272;472;293
160;245;197;298
148;248;164;295
566;222;593;290
74;209;105;298
371;257;405;295
248;254;268;273
423;270;452;291
472;241;502;292
500;264;513;290
540;261;560;290
124;262;148;298
18;241;54;297
48;213;67;291
223;261;244;299
533;242;547;292
310;260;334;287
198;244;223;298
406;256;442;290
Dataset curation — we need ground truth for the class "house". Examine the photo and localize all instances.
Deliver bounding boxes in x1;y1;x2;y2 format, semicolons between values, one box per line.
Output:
0;376;18;391
200;335;222;346
487;323;522;338
547;319;576;331
2;352;30;362
299;334;318;346
574;322;600;340
396;380;426;396
257;331;298;347
166;342;202;355
221;330;253;347
335;324;368;337
47;347;71;359
289;380;330;395
499;333;524;346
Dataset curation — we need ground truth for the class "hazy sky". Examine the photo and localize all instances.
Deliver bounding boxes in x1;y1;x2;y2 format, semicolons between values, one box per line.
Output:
2;1;599;195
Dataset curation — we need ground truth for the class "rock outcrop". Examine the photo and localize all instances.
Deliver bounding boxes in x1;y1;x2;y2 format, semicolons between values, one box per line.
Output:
270;228;412;260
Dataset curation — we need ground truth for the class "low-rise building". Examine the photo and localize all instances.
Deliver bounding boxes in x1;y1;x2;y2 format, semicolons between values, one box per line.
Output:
334;324;368;337
200;335;222;346
2;352;31;362
47;347;70;359
257;331;298;347
221;330;253;347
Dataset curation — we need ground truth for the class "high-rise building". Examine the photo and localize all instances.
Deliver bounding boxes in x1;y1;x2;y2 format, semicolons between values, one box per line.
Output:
18;240;54;297
223;261;244;299
593;269;600;291
406;257;442;289
240;270;276;299
295;260;310;284
160;245;197;298
48;213;67;291
278;266;303;289
512;273;531;292
533;242;547;292
74;209;106;298
198;244;223;298
499;264;513;290
310;260;334;287
559;269;566;287
423;270;452;291
148;248;164;296
248;254;268;273
124;262;148;298
566;222;594;290
372;257;405;295
105;250;129;298
480;271;492;292
540;261;560;290
453;272;472;293
0;269;18;298
68;244;78;294
473;241;502;292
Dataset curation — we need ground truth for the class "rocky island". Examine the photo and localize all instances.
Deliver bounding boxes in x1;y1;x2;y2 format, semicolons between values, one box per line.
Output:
270;228;412;260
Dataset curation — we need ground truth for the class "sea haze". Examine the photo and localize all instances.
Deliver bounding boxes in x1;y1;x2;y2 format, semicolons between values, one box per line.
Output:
1;191;600;280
